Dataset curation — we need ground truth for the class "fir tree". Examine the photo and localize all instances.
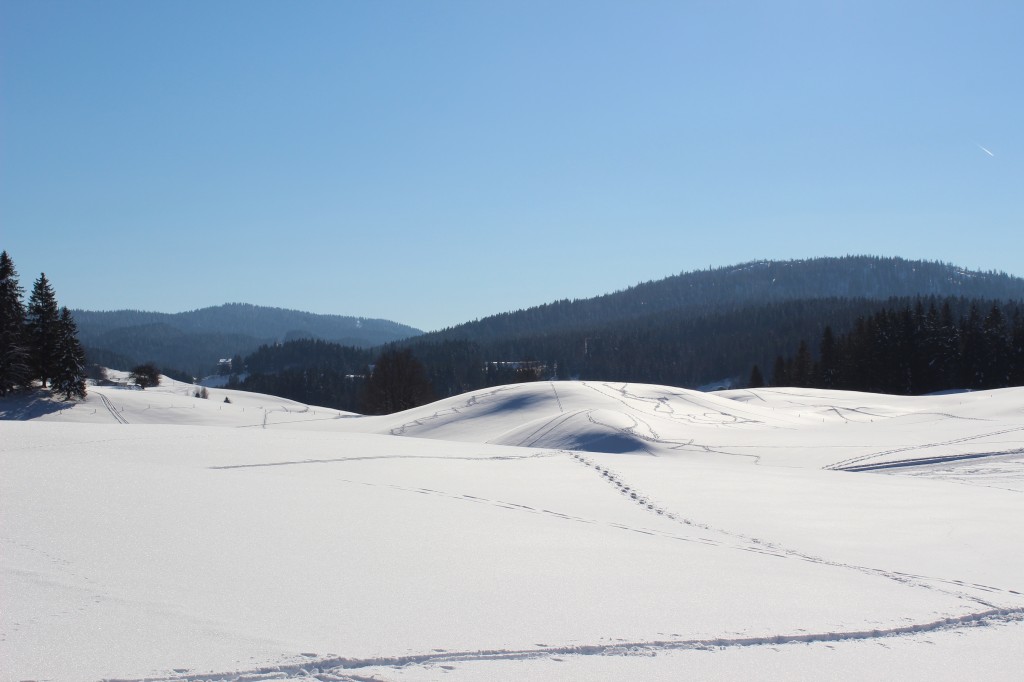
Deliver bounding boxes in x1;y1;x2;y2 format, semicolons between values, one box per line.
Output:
748;364;765;388
52;307;87;400
26;273;60;387
0;251;31;394
792;340;814;387
819;326;836;388
771;355;788;387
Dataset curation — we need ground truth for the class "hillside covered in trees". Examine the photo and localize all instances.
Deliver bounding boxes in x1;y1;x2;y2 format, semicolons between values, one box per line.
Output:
423;256;1024;342
73;303;422;378
229;258;1024;413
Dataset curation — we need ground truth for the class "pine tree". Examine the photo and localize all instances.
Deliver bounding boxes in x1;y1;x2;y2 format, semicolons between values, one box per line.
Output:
52;307;87;400
26;273;60;387
771;355;788;387
792;340;814;387
0;251;31;394
1010;310;1024;387
748;364;765;388
819;326;836;388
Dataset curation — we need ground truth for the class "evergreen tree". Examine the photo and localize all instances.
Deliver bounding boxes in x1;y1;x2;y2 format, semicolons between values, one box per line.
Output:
1010;311;1024;386
26;273;60;387
792;340;814;387
771;355;788;387
819;326;836;388
361;348;434;415
0;251;31;394
52;307;87;400
959;304;985;389
748;364;765;388
981;304;1010;388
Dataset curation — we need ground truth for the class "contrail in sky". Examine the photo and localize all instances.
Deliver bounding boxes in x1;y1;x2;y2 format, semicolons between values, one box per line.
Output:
977;144;995;157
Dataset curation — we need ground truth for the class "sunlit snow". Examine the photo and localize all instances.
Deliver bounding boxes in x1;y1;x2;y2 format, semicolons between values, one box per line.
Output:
2;377;1023;681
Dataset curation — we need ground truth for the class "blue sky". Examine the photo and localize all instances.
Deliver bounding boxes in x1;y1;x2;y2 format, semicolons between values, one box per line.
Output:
1;1;1021;331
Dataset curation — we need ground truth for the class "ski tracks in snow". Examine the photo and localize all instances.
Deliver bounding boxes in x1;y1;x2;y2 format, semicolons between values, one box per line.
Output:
826;426;1024;471
99;393;129;424
114;610;1024;682
117;447;1024;682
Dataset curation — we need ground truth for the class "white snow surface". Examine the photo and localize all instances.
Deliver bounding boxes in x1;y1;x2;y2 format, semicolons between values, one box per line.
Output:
2;378;1024;681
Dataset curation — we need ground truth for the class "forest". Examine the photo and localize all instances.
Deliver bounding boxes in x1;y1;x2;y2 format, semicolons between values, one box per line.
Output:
770;299;1024;394
227;295;1024;414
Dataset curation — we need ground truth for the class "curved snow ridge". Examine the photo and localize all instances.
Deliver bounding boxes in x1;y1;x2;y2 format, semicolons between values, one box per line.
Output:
119;609;1024;682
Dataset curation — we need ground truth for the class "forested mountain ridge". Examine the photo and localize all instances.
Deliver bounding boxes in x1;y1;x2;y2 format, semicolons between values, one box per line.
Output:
75;257;1024;398
233;294;1024;413
73;303;421;377
425;256;1024;342
73;303;421;342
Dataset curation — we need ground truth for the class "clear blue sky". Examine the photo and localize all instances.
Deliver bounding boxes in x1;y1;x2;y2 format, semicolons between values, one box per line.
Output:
2;1;1021;332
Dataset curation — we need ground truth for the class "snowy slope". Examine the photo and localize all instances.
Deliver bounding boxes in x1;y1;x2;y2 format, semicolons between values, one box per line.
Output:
2;380;1023;681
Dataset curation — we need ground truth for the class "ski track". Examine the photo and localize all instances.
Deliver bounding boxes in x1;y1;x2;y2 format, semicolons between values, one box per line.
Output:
564;452;1023;609
838;449;1024;473
584;382;769;428
388;386;524;436
826;427;1024;470
99;394;129;425
108;610;1024;682
209;452;557;470
505;409;588;448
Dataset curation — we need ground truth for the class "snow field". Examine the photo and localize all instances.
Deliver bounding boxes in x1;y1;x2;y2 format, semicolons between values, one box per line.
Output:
2;379;1024;680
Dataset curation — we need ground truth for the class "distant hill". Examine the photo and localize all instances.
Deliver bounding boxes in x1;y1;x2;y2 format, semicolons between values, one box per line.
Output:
73;303;421;377
425;256;1024;342
229;257;1024;411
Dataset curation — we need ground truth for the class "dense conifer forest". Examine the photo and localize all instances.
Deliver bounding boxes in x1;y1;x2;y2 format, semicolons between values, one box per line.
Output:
771;298;1024;394
423;256;1024;342
228;295;1024;414
0;251;87;400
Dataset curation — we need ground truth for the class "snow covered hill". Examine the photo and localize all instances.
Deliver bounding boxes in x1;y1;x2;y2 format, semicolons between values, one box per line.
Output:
2;379;1023;681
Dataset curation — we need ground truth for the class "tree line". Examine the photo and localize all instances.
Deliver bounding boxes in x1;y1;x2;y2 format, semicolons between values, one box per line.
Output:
766;298;1024;394
232;294;1024;414
0;251;88;400
225;298;884;412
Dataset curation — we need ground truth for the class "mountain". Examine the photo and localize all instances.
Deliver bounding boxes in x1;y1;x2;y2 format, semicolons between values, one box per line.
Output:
231;257;1024;411
73;303;421;377
424;256;1024;342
